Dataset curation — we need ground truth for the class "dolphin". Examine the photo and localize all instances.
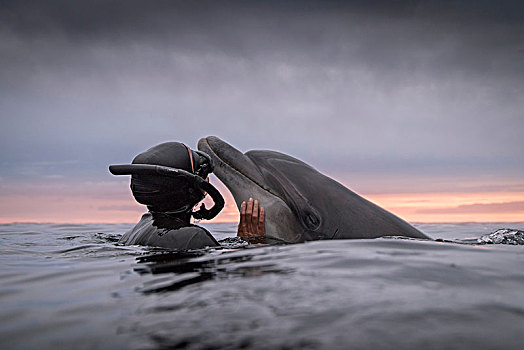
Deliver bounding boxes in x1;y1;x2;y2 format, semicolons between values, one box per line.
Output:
198;136;430;243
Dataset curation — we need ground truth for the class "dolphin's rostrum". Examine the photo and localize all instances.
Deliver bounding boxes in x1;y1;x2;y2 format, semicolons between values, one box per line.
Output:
198;136;430;243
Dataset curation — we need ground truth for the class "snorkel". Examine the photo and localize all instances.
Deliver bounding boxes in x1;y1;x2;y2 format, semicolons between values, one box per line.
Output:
109;163;224;220
109;142;224;221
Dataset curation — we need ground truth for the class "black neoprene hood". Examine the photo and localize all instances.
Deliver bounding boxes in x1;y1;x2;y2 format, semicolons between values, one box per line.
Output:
131;142;213;178
109;142;224;220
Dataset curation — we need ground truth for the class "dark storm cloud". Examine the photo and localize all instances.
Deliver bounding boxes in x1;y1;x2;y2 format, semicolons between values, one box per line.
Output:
3;1;523;35
3;0;522;75
0;0;523;182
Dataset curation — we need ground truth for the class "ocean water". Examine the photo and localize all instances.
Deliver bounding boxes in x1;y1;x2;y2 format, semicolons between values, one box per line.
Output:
1;222;523;349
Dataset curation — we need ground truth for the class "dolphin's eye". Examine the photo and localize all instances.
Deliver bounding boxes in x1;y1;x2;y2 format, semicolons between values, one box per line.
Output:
304;212;320;230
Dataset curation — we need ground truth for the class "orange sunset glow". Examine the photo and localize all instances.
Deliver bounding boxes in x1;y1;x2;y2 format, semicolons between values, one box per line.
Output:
1;177;522;224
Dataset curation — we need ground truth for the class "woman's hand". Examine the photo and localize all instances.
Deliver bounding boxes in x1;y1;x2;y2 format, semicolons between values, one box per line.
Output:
237;198;265;238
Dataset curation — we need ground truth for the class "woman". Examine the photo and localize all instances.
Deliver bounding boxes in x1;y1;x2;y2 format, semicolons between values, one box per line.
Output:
109;142;264;249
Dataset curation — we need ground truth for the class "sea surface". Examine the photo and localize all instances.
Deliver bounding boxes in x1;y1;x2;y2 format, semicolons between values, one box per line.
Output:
1;221;523;350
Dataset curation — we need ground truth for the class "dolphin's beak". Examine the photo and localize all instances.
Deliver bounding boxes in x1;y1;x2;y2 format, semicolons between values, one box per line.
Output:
198;136;304;243
198;136;266;190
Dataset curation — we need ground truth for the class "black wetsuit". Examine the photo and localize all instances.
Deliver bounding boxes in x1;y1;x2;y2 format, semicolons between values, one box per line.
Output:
119;212;219;249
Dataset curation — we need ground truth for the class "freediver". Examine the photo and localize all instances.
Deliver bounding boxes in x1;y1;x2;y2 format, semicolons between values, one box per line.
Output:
109;142;265;249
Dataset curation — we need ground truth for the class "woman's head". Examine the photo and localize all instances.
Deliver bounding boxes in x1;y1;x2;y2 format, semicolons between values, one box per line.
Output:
110;141;224;219
129;142;213;213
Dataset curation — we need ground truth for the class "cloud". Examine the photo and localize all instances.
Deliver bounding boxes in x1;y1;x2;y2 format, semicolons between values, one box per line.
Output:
418;201;524;214
0;0;522;182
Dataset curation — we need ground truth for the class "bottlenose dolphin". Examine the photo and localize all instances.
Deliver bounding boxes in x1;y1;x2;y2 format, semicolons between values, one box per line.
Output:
198;136;430;243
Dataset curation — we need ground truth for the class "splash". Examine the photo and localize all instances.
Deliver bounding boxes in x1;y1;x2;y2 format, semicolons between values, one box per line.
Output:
478;228;524;245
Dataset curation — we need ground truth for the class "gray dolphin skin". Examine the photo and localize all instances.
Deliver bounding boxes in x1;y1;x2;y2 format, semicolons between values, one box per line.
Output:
198;136;430;243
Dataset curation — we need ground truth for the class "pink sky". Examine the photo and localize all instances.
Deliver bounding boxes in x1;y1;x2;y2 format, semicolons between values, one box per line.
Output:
1;176;522;224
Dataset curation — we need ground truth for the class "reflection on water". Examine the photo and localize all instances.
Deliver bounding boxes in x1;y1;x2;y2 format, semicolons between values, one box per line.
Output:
134;249;290;294
0;222;523;349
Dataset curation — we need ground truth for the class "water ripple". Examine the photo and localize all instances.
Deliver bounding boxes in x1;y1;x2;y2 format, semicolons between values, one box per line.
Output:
1;222;523;349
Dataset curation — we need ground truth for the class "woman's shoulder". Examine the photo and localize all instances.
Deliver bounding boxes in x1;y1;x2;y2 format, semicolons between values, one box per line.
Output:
119;213;219;249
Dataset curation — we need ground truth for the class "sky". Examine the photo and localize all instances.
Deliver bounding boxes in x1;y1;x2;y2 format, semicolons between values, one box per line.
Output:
0;0;523;224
